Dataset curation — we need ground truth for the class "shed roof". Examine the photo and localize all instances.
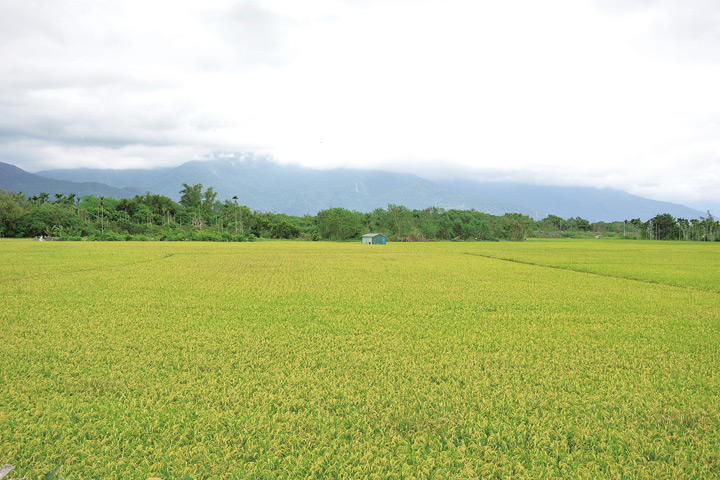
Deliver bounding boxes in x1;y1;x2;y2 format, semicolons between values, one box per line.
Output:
362;233;384;238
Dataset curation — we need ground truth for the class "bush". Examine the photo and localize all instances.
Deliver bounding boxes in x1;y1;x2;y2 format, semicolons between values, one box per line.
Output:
89;231;125;241
56;236;83;242
157;230;253;242
125;234;150;241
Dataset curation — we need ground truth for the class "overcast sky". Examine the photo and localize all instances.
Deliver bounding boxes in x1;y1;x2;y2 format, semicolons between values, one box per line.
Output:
1;0;719;207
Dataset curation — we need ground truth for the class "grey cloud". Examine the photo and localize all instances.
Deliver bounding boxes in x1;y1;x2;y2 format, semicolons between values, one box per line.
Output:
0;2;124;62
1;2;72;46
597;0;720;44
658;4;720;43
1;65;178;93
203;1;288;69
594;0;663;13
0;82;210;157
1;137;209;172
0;1;230;166
0;100;206;149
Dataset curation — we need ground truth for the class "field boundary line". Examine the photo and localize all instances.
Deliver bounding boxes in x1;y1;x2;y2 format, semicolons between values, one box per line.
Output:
0;253;176;285
463;252;720;294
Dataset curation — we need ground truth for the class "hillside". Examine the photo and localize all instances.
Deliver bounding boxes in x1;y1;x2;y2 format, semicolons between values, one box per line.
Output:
37;156;540;217
0;162;142;199
10;155;707;221
439;179;706;222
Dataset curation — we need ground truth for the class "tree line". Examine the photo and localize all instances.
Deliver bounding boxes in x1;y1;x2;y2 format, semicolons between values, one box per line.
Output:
0;185;717;242
534;212;719;241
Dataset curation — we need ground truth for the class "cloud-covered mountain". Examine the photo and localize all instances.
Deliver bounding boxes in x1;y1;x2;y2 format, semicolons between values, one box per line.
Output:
36;155;538;218
439;179;707;222
2;156;706;221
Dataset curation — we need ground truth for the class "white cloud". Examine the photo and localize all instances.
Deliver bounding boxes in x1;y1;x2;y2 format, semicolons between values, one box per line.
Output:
1;0;719;205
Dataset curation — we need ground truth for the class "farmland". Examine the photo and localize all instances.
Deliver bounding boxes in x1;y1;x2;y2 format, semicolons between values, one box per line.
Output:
1;239;719;479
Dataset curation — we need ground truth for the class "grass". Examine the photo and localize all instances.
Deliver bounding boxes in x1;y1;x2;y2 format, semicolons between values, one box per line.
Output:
1;239;719;479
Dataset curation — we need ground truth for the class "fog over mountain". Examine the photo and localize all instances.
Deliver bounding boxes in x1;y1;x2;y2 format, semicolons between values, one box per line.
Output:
34;156;539;218
15;154;705;221
437;178;707;222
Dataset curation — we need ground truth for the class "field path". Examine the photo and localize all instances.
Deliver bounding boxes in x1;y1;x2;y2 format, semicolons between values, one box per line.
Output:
462;251;720;294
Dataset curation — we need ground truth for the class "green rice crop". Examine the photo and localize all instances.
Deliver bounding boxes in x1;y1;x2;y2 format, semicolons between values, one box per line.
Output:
470;239;720;292
1;239;719;479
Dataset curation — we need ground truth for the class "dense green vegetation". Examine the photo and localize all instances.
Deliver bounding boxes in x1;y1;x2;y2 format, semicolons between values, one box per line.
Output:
1;240;718;479
1;186;717;242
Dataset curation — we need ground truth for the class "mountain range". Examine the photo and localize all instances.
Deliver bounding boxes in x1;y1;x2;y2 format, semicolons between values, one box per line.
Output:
0;161;142;199
0;156;709;221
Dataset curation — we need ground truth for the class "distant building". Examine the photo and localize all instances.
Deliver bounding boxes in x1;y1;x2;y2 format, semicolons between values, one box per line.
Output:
361;233;386;245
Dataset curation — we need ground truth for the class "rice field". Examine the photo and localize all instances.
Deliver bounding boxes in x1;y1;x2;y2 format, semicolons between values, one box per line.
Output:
1;239;719;479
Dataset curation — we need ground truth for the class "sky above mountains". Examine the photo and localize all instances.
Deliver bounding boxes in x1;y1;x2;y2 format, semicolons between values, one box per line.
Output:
1;0;719;207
